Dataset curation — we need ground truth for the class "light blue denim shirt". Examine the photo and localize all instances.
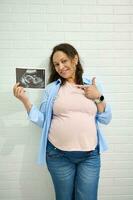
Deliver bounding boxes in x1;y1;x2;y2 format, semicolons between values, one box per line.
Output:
28;77;112;165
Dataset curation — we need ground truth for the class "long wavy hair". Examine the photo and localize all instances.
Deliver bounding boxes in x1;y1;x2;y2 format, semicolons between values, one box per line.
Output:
48;43;84;85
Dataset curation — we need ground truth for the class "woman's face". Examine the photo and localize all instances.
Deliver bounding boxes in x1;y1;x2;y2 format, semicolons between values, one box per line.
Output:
52;51;78;83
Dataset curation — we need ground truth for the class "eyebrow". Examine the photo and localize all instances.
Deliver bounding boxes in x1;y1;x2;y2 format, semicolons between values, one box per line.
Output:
53;57;66;64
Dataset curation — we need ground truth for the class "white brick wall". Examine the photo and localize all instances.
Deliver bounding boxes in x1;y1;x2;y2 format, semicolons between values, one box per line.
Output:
0;0;133;199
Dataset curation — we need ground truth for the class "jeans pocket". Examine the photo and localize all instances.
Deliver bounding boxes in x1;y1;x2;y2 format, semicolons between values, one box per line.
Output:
88;146;101;168
90;145;100;156
46;141;64;159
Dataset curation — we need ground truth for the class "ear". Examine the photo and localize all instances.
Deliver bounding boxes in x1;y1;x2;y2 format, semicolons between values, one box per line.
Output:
73;54;78;65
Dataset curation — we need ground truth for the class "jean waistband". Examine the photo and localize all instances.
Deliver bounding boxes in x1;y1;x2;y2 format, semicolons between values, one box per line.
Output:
47;140;99;154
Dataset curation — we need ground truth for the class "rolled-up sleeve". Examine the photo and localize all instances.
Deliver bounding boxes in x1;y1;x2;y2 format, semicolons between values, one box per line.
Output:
96;104;112;125
28;105;45;128
27;86;49;128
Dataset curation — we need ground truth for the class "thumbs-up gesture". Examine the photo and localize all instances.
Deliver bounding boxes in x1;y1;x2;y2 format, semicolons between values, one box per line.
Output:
76;77;101;100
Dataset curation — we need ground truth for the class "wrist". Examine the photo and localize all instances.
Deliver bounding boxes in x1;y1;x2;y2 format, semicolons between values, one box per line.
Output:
94;95;104;104
22;99;32;112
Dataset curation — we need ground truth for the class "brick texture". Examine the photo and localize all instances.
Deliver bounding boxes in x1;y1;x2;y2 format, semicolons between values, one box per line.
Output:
0;0;133;199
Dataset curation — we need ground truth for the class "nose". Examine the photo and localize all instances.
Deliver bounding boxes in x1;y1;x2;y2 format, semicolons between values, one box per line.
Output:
58;62;64;70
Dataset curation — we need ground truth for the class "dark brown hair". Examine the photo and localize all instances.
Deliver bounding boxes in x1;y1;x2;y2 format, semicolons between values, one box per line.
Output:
48;43;84;85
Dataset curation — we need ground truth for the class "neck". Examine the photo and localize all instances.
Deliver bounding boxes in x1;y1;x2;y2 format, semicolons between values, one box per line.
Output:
66;78;76;84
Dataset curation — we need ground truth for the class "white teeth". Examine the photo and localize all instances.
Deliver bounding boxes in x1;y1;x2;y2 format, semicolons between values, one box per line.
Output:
61;70;68;73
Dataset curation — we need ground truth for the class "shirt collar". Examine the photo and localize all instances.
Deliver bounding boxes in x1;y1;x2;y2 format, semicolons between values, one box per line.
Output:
55;76;91;85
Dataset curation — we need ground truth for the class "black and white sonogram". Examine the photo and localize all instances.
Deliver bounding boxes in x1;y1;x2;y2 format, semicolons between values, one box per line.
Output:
16;68;45;88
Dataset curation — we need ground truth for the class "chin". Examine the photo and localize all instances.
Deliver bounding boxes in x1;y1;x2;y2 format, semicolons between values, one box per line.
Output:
59;73;69;78
61;73;73;79
61;75;71;80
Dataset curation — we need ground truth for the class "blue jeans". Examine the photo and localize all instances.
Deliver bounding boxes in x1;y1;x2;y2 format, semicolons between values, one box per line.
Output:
46;140;101;200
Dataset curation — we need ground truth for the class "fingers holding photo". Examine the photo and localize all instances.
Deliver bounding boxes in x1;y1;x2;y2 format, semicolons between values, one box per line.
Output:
13;82;26;100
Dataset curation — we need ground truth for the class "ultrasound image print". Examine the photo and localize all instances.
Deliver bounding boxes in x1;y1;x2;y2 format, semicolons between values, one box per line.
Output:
16;68;45;88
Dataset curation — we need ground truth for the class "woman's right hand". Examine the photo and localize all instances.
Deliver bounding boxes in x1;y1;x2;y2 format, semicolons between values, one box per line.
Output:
13;83;32;112
13;83;28;102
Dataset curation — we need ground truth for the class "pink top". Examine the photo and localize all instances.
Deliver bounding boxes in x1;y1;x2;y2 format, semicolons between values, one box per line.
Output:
48;81;98;151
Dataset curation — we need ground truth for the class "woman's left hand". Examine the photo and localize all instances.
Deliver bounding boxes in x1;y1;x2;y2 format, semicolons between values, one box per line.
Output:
76;77;101;100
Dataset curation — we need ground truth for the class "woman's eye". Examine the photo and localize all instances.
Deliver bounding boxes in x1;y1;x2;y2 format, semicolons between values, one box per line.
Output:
62;60;67;63
55;63;59;67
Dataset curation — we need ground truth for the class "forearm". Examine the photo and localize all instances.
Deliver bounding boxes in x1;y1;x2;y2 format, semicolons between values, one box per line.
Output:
96;101;106;113
96;103;112;124
22;99;32;113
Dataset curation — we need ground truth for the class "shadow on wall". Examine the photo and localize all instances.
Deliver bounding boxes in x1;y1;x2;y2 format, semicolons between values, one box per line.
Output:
0;91;54;200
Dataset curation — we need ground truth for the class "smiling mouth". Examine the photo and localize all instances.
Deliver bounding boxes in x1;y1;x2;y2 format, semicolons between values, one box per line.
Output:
61;69;69;74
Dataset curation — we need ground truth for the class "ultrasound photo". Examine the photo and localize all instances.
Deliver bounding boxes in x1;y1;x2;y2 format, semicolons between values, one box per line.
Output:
16;68;45;89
